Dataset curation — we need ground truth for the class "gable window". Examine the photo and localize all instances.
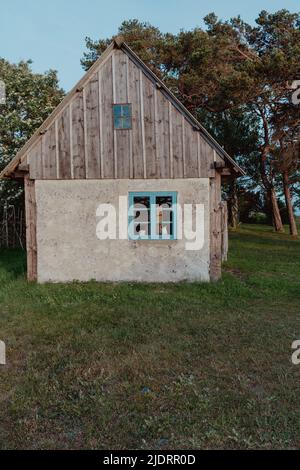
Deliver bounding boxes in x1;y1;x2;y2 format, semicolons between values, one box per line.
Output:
113;104;132;129
128;192;177;240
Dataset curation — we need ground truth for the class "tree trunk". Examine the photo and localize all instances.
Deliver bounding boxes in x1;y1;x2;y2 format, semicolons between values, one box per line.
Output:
228;181;239;229
282;171;298;237
269;187;284;232
257;109;284;233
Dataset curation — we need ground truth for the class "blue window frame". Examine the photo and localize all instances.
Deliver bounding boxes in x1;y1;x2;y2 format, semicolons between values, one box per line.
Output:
113;104;132;129
128;192;177;240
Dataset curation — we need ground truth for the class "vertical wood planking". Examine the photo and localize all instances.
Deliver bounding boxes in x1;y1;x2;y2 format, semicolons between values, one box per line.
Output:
69;101;74;179
55;120;59;179
155;90;170;178
85;73;101;178
184;121;199;177
143;77;157;178
199;135;207;177
140;71;147;178
128;59;144;178
42;123;57;179
182;116;186;177
206;140;216;177
72;91;86;178
172;108;184;178
112;53;117;178
169;102;173;178
58;106;71;179
215;151;225;169
24;175;37;281
98;70;104;178
29;139;43;179
197;133;201;178
114;50;130;178
126;55;133;178
83;87;89;178
199;135;215;178
101;56;115;178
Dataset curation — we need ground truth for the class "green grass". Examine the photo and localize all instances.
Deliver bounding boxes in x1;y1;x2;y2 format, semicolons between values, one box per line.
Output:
0;224;300;449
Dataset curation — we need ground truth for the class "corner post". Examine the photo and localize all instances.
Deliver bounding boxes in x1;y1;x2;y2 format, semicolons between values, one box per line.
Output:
210;170;222;281
24;175;37;281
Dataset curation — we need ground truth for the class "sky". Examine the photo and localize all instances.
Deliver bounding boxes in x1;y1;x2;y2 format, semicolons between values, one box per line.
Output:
0;0;299;91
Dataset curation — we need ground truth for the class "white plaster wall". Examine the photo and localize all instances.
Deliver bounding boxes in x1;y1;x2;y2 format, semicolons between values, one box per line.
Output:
35;179;210;283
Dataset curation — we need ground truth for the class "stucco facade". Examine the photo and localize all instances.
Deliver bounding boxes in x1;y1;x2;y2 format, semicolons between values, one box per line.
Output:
35;179;210;283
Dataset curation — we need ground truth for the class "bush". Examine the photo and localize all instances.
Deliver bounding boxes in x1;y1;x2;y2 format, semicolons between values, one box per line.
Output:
248;211;268;224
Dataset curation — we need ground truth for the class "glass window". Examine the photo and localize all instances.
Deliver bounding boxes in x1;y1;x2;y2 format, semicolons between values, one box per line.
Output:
113;104;132;129
128;192;177;240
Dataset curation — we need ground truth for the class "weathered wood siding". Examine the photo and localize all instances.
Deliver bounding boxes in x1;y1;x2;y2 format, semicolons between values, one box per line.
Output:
26;48;217;180
24;175;37;281
210;171;222;281
220;201;228;262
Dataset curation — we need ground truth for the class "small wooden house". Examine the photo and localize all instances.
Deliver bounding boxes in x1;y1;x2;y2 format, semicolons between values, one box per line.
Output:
0;38;244;283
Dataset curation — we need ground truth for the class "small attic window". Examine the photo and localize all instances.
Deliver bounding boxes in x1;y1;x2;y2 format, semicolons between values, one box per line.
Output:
113;104;132;129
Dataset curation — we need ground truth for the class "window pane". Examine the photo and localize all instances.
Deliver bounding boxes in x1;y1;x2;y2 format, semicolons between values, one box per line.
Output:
158;222;173;237
133;222;150;237
156;220;173;238
122;116;132;129
155;195;174;238
113;105;122;117
114;116;123;129
133;209;150;224
132;196;150;238
122;105;131;117
162;209;173;224
133;196;150;208
113;104;132;129
156;196;173;207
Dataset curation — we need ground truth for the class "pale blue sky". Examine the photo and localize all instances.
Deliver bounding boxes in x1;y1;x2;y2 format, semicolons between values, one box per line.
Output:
0;0;298;91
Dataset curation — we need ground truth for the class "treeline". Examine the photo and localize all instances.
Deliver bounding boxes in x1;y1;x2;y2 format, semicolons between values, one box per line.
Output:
0;10;299;237
0;60;64;210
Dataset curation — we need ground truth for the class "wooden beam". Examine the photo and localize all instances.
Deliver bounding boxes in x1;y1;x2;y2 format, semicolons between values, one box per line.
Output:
24;175;37;282
114;35;125;48
210;172;222;282
214;161;225;169
214;161;233;177
12;163;29;179
11;171;28;179
18;162;29;172
220;201;228;262
218;168;232;176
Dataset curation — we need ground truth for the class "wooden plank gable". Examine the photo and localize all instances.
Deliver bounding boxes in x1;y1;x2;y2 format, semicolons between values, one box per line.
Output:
72;91;86;179
5;42;241;181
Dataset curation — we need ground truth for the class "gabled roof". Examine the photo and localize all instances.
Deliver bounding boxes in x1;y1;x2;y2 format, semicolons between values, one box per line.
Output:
0;37;245;179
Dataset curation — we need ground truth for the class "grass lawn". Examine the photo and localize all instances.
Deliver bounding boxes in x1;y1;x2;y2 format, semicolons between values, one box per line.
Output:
0;224;299;450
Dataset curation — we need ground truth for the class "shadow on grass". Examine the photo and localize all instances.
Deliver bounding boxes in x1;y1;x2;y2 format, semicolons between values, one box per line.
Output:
230;224;300;248
0;249;26;279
